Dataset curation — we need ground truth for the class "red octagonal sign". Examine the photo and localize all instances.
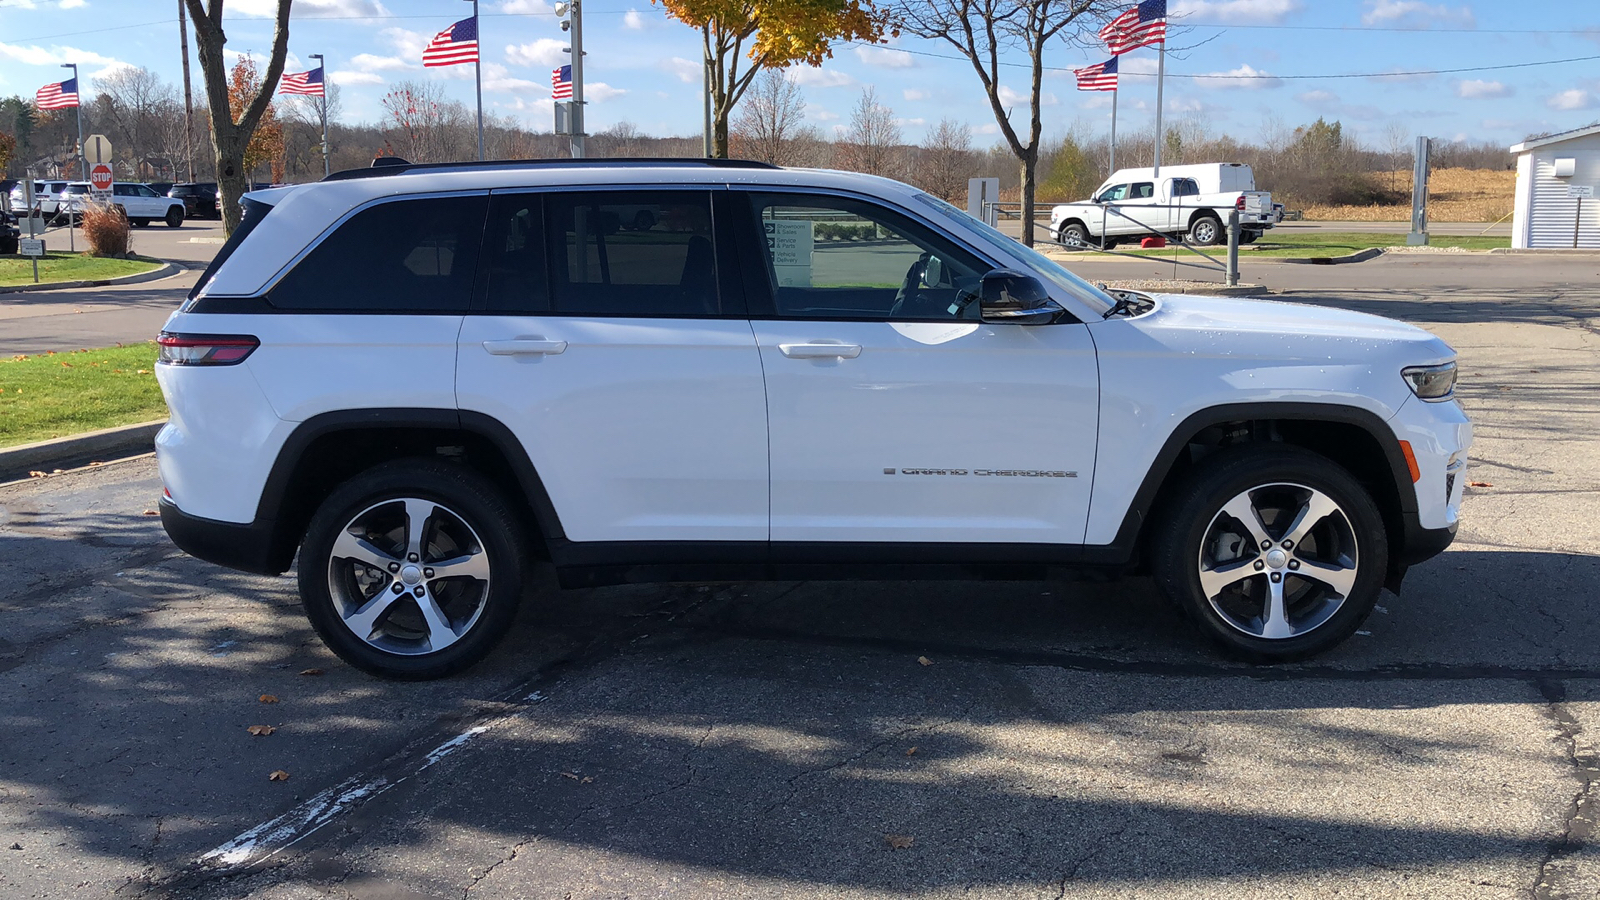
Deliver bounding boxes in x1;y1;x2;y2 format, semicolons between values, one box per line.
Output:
90;164;113;191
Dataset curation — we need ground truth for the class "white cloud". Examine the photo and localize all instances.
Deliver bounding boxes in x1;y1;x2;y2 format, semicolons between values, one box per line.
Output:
1078;94;1115;109
585;82;627;101
903;88;928;101
59;0;87;8
662;57;701;84
482;63;540;93
895;117;926;126
1548;89;1593;111
976;122;1001;135
499;0;552;12
1456;79;1509;99
1195;63;1281;89
786;67;854;88
814;109;839;121
380;27;429;60
1295;89;1384;120
329;70;385;86
1171;0;1300;23
1298;89;1337;105
623;9;647;30
506;38;567;68
234;0;390;16
502;96;556;116
0;42;123;69
996;86;1058;107
1361;0;1475;29
349;53;410;72
854;45;915;68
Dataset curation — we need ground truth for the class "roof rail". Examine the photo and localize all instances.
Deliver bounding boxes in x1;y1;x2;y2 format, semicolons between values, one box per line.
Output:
323;157;780;182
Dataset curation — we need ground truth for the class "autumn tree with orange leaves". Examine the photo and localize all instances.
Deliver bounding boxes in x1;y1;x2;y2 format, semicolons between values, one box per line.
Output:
651;0;889;158
228;58;286;183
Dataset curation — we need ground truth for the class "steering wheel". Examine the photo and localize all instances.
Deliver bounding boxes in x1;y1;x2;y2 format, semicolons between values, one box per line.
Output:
888;253;931;319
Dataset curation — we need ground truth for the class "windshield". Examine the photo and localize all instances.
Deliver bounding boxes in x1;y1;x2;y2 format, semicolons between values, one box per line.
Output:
912;193;1114;315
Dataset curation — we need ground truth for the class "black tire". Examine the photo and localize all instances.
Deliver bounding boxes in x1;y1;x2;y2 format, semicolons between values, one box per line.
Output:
1150;445;1387;663
298;459;528;680
1240;230;1260;245
1057;222;1090;249
165;207;184;228
1188;214;1223;246
132;218;150;228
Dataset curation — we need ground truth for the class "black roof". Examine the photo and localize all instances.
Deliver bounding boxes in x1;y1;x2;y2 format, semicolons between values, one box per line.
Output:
323;157;779;182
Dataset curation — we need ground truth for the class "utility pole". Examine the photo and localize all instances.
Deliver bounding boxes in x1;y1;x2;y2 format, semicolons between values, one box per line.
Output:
309;53;329;178
569;0;585;158
178;0;195;182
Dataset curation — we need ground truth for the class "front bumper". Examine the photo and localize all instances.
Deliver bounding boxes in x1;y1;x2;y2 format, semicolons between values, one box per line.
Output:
160;497;290;576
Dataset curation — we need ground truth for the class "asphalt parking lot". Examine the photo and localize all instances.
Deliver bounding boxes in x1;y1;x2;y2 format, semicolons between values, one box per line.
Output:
2;247;1599;899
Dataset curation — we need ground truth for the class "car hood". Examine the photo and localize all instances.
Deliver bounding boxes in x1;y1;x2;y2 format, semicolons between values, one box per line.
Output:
1127;292;1453;361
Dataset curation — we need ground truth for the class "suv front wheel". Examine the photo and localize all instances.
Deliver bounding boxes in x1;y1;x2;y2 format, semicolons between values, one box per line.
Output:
1151;446;1387;662
298;460;527;679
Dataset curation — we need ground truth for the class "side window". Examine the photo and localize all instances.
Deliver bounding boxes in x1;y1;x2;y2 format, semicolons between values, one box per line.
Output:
113;185;131;197
744;192;989;321
480;192;549;313
1130;182;1155;200
545;191;718;316
269;194;487;312
1097;184;1129;203
136;185;158;198
1172;178;1200;198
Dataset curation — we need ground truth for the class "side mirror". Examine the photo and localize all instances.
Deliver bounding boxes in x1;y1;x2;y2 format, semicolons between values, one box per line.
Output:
979;269;1063;326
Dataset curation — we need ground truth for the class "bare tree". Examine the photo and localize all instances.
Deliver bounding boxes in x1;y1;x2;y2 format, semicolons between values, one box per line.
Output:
381;81;472;163
93;67;180;179
889;0;1108;245
835;86;901;178
1383;121;1411;194
183;0;292;233
598;120;644;157
732;69;808;165
912;118;973;202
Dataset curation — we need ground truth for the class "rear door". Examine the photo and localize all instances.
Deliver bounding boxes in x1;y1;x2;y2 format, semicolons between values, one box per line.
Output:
455;187;769;544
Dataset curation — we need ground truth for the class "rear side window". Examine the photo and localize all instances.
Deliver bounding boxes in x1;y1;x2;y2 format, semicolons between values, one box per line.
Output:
1172;178;1200;197
480;192;549;313
545;191;719;317
270;195;487;312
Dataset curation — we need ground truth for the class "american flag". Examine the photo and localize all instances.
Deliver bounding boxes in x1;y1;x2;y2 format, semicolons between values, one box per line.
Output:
422;16;479;67
280;67;325;97
36;77;79;110
1074;57;1118;91
1100;0;1166;55
551;65;572;100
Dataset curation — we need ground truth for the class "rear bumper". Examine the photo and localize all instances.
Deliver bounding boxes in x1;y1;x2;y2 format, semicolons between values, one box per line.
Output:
160;497;289;576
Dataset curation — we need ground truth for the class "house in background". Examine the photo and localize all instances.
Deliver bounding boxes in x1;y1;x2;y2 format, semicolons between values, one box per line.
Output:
1510;123;1600;249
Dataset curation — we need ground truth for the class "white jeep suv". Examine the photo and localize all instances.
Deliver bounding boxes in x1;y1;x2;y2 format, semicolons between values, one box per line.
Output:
155;159;1470;679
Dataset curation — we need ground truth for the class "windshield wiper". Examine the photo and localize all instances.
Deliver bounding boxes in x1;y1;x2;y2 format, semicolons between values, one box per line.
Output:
1101;289;1153;319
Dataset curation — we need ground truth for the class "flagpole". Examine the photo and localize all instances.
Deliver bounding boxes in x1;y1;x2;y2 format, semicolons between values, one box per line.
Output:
1110;88;1117;174
310;53;329;178
471;0;484;160
64;63;84;182
1152;43;1164;176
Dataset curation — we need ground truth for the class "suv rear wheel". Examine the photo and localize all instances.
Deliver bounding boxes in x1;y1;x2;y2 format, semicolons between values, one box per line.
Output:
298;459;527;679
1151;445;1387;662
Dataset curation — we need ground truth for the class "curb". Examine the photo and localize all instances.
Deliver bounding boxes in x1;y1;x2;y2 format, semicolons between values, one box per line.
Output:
1278;248;1385;266
0;420;165;481
0;261;181;295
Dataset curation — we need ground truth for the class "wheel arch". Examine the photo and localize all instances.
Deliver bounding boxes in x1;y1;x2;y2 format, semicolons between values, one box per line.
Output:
252;408;565;573
1099;402;1414;569
1187;208;1223;228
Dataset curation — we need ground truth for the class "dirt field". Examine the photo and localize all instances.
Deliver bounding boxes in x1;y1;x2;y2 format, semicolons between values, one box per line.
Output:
1301;168;1514;222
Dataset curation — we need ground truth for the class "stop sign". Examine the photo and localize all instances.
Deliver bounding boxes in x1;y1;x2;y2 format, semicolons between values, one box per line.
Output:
90;164;113;191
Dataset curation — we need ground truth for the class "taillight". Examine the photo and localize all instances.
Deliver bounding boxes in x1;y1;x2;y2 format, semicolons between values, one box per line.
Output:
1235;195;1247;210
157;332;259;366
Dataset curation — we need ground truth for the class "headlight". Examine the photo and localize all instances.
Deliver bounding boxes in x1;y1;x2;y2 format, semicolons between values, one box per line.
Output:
1402;361;1457;400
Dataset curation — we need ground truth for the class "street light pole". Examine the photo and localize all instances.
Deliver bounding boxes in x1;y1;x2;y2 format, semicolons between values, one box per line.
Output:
470;0;484;160
310;53;329;178
568;0;585;158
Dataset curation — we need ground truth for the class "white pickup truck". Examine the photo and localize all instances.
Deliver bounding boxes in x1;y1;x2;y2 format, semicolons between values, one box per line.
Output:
1049;163;1274;248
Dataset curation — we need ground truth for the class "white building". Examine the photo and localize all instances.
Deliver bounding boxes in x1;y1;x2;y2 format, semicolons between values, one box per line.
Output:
1510;123;1600;249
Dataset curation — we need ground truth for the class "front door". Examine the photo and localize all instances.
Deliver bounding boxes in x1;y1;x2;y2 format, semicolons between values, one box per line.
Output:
734;190;1100;546
455;188;770;544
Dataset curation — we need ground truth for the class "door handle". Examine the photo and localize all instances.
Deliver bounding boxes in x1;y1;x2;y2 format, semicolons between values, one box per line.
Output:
483;339;567;356
779;342;862;359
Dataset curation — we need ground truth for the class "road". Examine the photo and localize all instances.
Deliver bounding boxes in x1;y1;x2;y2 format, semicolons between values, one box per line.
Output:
1000;218;1511;240
2;255;1598;899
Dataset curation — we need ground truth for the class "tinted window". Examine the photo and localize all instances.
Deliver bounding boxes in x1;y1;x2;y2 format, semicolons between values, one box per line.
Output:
1172;178;1200;197
1096;184;1129;203
1130;182;1155;199
135;185;158;198
743;192;988;321
270;195;486;312
114;185;132;196
546;191;718;316
480;192;549;313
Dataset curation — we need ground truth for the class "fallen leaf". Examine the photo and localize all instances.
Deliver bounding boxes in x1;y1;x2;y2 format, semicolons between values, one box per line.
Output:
1468;481;1493;488
247;725;276;737
59;361;72;368
7;843;20;850
268;770;290;781
298;668;324;676
885;834;914;850
28;471;46;478
140;509;158;516
135;369;150;375
917;656;933;667
258;694;280;704
905;747;918;756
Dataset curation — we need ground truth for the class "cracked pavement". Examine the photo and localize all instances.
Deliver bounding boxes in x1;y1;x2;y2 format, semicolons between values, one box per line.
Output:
2;254;1599;899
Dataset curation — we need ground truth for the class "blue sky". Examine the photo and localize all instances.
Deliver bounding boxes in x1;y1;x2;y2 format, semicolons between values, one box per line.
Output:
1;0;1598;149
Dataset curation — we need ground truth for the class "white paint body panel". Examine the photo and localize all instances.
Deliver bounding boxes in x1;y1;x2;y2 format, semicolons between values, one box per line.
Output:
456;316;770;542
753;319;1098;543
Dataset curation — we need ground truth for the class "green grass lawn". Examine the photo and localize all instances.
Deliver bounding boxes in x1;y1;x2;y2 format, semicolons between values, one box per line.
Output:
1114;232;1509;259
0;343;166;448
0;252;163;287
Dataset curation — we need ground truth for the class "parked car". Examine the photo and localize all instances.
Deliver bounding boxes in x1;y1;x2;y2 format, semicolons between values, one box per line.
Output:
1049;162;1275;248
155;158;1469;679
170;182;219;219
146;181;175;197
0;208;19;254
59;182;186;227
10;181;68;217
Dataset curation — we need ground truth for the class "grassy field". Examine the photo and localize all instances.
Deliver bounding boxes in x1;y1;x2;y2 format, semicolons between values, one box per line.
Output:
0;252;162;287
1109;231;1509;259
0;344;166;449
1301;168;1514;222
